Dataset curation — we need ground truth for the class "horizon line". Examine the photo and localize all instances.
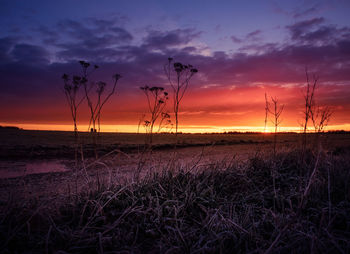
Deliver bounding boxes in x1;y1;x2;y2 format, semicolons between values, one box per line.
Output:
1;123;350;134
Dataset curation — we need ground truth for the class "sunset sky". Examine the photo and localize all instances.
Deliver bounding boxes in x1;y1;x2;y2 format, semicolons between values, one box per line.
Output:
1;0;350;133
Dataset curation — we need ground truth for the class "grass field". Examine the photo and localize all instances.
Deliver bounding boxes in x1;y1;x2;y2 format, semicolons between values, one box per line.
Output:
0;129;349;253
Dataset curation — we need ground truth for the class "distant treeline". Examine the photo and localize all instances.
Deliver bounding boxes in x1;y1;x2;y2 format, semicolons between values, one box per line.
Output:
0;125;21;130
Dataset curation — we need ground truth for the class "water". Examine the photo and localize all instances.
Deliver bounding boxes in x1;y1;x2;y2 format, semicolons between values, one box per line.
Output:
0;160;68;179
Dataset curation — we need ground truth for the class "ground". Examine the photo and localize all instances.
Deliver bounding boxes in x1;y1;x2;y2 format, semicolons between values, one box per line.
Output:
0;129;350;253
0;129;349;203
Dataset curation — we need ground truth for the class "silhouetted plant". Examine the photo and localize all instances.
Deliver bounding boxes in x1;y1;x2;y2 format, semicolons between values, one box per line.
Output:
157;112;172;133
264;92;269;133
311;105;332;134
268;96;284;157
301;69;333;152
78;60;121;158
264;95;284;211
164;58;198;142
62;74;85;139
309;93;333;149
137;113;146;134
140;86;169;146
301;69;318;153
62;72;89;166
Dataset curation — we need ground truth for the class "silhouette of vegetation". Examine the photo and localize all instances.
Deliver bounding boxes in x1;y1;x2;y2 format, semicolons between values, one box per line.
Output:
62;72;87;165
301;69;317;153
301;69;333;152
140;86;169;146
164;58;198;142
264;95;284;211
62;74;84;138
2;149;349;253
266;95;284;156
79;60;121;158
264;92;269;133
157;112;172;133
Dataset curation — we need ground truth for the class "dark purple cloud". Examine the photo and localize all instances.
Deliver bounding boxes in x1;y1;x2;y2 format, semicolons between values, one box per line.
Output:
293;5;320;18
0;37;16;63
230;30;262;45
143;29;201;49
56;19;133;48
246;30;262;40
11;44;50;64
287;18;325;39
271;2;327;19
286;18;350;48
231;35;242;43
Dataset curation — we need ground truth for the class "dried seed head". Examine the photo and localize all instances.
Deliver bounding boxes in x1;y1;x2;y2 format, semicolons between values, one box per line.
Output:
113;73;122;80
62;73;69;81
64;84;72;92
73;76;81;85
97;81;106;93
174;62;183;72
81;77;88;84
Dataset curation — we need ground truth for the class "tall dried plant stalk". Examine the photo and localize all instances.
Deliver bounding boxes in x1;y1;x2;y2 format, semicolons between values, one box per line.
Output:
164;58;198;143
302;69;317;153
62;71;89;166
264;92;269;132
140;86;169;146
79;60;121;159
268;96;284;157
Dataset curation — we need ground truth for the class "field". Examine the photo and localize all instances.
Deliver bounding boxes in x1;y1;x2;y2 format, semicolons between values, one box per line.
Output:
0;129;350;253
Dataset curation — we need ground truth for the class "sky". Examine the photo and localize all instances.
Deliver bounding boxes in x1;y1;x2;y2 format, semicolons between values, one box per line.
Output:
1;0;350;132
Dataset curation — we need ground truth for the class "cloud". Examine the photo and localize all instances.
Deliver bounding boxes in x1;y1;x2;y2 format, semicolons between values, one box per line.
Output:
246;30;262;40
11;44;50;64
231;35;242;43
56;18;133;49
287;18;325;40
287;18;350;46
293;5;320;18
231;30;262;46
1;17;350;126
0;37;16;63
143;28;201;49
271;1;327;19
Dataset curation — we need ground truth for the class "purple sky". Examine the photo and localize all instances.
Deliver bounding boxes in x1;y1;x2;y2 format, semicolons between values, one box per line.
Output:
1;0;350;131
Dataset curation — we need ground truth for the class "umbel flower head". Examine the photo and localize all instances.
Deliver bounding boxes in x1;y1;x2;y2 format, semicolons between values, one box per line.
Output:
79;60;90;68
73;76;81;85
97;81;107;93
62;73;69;81
174;62;184;72
113;73;122;81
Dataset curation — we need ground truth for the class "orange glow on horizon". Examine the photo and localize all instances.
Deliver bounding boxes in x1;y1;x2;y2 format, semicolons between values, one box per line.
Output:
1;123;349;133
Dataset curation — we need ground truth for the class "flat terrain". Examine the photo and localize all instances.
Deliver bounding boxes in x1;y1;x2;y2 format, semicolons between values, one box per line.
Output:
1;129;350;253
0;129;349;202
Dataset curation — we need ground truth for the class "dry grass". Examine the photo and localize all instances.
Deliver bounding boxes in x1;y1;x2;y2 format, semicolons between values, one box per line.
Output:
1;147;349;253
